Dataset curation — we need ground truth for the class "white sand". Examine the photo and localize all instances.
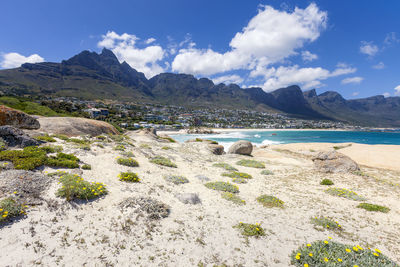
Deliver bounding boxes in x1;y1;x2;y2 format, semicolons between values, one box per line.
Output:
0;133;399;266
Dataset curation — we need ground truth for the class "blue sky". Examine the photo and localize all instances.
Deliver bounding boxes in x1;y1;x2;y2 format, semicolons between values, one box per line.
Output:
1;0;400;98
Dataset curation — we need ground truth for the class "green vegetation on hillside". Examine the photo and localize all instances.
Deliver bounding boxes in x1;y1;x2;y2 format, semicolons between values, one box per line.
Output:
0;96;60;116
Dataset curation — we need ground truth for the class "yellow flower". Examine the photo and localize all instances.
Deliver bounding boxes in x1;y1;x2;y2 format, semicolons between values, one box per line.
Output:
354;265;359;267
375;249;381;253
357;245;363;250
324;240;329;244
2;214;6;218
295;255;300;260
353;246;358;252
309;253;313;257
338;258;343;262
324;257;329;262
13;191;17;194
373;253;379;257
346;248;351;253
0;209;2;212
304;264;309;267
328;236;332;239
306;243;311;247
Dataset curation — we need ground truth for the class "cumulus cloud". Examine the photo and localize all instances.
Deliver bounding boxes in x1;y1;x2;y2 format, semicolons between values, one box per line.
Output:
301;51;318;62
341;76;364;85
259;63;356;91
372;62;385;69
98;31;165;78
395;85;400;96
383;92;390;98
212;74;244;85
360;41;379;56
172;3;327;77
0;52;44;69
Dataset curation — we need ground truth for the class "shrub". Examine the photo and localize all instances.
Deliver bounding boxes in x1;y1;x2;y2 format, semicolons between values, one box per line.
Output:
161;146;171;150
68;138;90;145
34;134;56;142
257;195;284;208
232;177;248;184
325;187;366;201
82;164;92;170
357;203;390;213
320;179;334;185
291;240;398;267
40;145;63;153
119;172;140;183
205;181;239;193
150;156;177;168
0;146;47;170
96;135;107;141
46;152;80;168
261;170;274;175
117;157;139;167
222;171;252;179
78;144;91;151
221;192;246;205
236;159;265;169
160;136;176;143
212;163;238;171
0;197;26;223
0;140;6;151
234;222;265;237
311;216;342;231
51;134;70;141
56;174;107;201
120;151;134;157
113;144;126;151
164;175;189;185
140;143;151;149
108;134;125;142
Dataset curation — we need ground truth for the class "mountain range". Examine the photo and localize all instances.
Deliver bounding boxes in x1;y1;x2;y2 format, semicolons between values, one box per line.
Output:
0;48;399;127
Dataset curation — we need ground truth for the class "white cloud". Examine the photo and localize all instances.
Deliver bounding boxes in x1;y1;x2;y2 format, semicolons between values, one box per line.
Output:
341;76;364;85
0;52;44;69
259;64;356;91
383;92;390;98
372;62;385;69
145;38;156;44
172;3;327;76
212;74;244;85
352;92;360;96
301;51;318;62
98;31;165;78
395;85;400;96
360;41;379;56
384;32;399;46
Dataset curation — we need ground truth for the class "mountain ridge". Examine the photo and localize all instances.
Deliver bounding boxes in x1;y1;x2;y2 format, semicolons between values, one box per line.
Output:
0;48;399;127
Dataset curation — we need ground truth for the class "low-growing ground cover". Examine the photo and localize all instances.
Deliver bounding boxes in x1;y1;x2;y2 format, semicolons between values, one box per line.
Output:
325;187;366;201
150;156;177;168
212;163;238;171
56;174;107;201
236;159;265;168
256;195;284;208
357;203;390;213
311;216;342;231
33;134;56;143
221;192;246;205
291;240;398;267
117;157;139;167
234;222;265;237
205;181;239;193
0;197;26;223
164;175;189;185
261;170;274;175
221;171;252;179
119;172;140;183
320;178;334;185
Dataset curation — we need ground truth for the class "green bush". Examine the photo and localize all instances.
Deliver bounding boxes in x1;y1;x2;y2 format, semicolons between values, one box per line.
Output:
0;197;26;223
234;222;265;237
40;145;63;153
320;179;334;185
160;136;176;143
114;144;126;151
161;146;171;150
164;175;189;185
117;157;139;167
82;164;92;170
212;163;238;171
205;181;239;193
119;172;140;183
236;159;265;168
221;192;246;205
56;174;107;201
222;171;252;179
150;156;177;168
291;240;398;267
140;143;151;149
46;152;80;168
257;195;284;208
357;203;390;213
0;146;48;170
0;140;6;151
261;170;274;175
34;134;56;142
232;177;248;184
325;187;366;201
68;138;90;145
51;134;70;141
311;216;342;231
120;151;134;157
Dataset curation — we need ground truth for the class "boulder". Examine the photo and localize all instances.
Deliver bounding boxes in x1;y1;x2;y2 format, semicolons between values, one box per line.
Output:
36;117;119;137
175;193;201;204
208;144;225;155
312;150;360;173
186;128;215;134
0;105;40;129
228;140;253;155
0;126;40;148
0;170;50;205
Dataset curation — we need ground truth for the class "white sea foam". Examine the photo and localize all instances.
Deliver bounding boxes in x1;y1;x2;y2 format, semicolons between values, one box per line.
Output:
254;134;261;138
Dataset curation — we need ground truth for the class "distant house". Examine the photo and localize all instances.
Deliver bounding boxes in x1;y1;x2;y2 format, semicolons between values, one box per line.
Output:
84;108;109;118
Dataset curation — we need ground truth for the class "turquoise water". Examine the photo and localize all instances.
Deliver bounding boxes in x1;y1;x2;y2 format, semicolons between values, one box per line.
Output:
171;130;400;148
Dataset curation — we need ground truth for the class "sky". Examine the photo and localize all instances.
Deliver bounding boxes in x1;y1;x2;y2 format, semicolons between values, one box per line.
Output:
1;0;400;99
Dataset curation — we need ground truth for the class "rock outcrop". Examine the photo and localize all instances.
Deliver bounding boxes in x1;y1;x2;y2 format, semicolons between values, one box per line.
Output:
0;105;40;129
0;126;40;148
228;140;253;155
208;144;225;155
186;128;215;134
312;150;360;173
36;117;119;137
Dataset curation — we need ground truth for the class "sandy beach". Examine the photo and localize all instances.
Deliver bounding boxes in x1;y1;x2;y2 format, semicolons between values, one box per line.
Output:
0;131;399;266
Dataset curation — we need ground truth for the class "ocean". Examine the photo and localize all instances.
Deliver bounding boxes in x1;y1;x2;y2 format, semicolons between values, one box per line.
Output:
170;130;400;149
